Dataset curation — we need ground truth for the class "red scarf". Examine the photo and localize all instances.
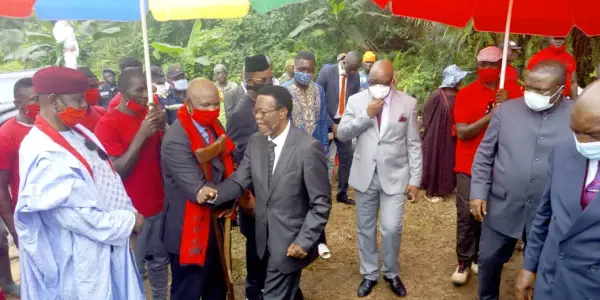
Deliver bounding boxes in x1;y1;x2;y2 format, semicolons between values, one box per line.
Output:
177;105;235;266
34;116;115;179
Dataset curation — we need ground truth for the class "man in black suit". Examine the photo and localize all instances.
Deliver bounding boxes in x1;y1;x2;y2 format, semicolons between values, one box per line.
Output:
225;54;273;300
317;51;362;205
199;86;332;300
161;78;233;300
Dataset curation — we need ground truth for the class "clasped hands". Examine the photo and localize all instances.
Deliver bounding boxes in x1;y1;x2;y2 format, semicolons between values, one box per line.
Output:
196;186;218;204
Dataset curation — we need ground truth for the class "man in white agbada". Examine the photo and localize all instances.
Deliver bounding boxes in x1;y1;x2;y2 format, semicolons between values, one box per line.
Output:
15;66;145;299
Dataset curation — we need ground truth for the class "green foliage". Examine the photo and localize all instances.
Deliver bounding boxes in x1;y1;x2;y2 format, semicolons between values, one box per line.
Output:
2;0;600;110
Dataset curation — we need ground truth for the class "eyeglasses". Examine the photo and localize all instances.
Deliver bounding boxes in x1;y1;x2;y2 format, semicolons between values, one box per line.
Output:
252;108;280;118
84;139;109;161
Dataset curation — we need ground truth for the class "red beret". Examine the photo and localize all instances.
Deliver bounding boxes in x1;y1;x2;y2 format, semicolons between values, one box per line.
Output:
33;66;88;95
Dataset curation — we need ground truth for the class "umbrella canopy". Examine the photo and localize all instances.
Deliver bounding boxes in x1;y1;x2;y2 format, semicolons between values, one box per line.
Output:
0;0;36;18
1;0;308;19
373;0;599;37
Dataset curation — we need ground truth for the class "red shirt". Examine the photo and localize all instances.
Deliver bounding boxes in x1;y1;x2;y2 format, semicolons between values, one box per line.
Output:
94;109;164;217
453;79;523;175
505;64;519;84
0;118;33;208
79;106;107;132
109;93;160;110
527;47;577;97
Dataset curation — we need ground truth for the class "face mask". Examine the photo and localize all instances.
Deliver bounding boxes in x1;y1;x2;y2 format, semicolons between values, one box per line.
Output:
126;100;148;115
368;84;392;99
58;106;88;128
574;134;600;160
549;44;566;54
523;86;563;112
172;79;188;91
155;83;169;97
477;68;501;84
84;88;100;106
24;103;40;120
191;108;220;127
246;81;272;92
294;72;313;86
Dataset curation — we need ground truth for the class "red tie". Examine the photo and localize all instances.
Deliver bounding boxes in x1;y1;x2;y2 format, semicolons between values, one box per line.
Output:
339;74;347;116
376;110;382;129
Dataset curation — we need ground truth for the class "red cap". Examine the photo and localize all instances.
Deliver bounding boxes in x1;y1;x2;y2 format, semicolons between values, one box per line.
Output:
33;66;88;95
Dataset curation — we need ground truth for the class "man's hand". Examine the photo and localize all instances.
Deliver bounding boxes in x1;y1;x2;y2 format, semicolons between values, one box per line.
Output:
495;88;508;103
470;199;487;222
133;213;144;234
367;99;384;117
129;233;137;250
196;186;217;204
331;124;339;138
515;269;536;300
405;185;420;203
147;103;166;130
287;243;308;259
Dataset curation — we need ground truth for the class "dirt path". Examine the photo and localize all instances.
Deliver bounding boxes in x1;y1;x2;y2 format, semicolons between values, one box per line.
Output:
7;193;523;300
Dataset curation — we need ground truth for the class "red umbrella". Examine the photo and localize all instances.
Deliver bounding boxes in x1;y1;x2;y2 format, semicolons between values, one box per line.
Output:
372;0;599;37
373;0;600;88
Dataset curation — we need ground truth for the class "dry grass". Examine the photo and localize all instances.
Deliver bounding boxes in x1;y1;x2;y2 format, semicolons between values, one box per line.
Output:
229;188;523;300
7;188;523;300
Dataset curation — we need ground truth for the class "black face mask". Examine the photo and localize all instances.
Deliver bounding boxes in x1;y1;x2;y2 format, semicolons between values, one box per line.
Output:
247;81;273;92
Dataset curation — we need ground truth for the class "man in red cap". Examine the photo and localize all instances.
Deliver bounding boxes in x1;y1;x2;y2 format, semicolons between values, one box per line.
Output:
527;37;578;99
451;46;523;285
77;67;107;131
16;66;144;299
0;77;37;297
94;68;168;299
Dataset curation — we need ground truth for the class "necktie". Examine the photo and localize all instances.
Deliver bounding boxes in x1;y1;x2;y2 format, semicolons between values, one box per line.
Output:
583;161;600;210
267;141;276;187
376;109;382;130
338;74;347;116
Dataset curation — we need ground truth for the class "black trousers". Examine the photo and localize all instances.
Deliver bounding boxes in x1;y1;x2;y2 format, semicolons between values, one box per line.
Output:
455;173;481;264
169;252;226;300
240;211;268;299
263;250;304;300
478;223;528;300
333;118;353;198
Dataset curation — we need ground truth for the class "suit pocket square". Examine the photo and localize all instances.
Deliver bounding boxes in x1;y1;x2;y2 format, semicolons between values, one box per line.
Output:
398;116;408;122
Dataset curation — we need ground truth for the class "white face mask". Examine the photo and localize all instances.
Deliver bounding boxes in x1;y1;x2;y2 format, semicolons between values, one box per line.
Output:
368;84;391;99
172;79;188;91
523;86;563;112
574;133;600;160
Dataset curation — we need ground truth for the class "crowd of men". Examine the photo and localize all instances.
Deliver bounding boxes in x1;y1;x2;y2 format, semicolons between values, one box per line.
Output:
0;35;598;300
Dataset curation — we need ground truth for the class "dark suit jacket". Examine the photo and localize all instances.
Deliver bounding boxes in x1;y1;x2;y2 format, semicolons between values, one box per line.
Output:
160;120;227;256
223;84;245;120
316;63;360;128
214;125;332;274
470;98;573;239
226;95;257;164
523;143;600;300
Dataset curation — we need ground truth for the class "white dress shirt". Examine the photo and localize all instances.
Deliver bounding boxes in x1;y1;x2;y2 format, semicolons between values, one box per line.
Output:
586;159;599;186
268;120;291;173
378;93;392;137
335;62;347;119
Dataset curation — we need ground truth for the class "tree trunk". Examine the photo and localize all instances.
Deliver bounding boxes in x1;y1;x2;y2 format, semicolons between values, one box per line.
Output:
571;28;594;87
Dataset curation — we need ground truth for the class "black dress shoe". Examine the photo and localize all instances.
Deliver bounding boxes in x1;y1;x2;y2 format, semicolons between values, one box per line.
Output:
337;194;356;205
384;276;407;297
357;278;377;297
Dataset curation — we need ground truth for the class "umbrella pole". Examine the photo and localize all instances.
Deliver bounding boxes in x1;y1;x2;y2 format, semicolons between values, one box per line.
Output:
140;0;154;106
499;0;514;89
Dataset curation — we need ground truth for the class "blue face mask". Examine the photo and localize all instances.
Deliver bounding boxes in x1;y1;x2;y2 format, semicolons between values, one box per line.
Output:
294;71;313;86
574;133;600;160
